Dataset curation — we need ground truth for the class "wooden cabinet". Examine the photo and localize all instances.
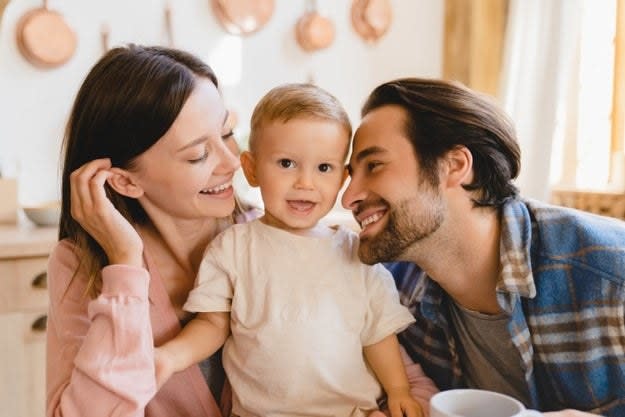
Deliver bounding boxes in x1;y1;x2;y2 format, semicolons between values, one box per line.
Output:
0;224;57;417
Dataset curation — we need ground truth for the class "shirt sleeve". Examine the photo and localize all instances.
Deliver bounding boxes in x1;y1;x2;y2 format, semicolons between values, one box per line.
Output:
183;232;234;313
361;263;416;346
46;240;156;417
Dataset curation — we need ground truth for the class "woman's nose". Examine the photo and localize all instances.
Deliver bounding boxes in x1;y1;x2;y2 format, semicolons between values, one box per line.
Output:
217;141;241;172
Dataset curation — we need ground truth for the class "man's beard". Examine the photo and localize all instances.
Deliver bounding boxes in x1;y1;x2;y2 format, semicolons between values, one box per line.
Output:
358;194;444;265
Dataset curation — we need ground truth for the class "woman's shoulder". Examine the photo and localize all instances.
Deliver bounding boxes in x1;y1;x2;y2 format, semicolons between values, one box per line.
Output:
49;239;82;276
47;239;89;303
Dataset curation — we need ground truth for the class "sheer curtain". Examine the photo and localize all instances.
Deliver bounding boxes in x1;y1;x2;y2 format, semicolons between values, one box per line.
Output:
499;0;583;201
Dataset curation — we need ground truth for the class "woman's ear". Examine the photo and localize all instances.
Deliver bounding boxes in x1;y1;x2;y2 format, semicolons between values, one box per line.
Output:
106;168;144;198
444;145;473;188
240;151;259;187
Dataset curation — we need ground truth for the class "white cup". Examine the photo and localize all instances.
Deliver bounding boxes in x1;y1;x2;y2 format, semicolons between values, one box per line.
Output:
430;389;542;417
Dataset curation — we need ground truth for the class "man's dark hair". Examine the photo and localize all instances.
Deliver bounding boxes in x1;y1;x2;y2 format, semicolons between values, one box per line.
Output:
362;78;520;207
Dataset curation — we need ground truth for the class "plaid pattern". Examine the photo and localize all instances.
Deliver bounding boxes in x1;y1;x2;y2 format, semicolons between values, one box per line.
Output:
387;198;625;416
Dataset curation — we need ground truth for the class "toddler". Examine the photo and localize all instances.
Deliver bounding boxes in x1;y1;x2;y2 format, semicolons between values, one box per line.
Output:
156;83;435;417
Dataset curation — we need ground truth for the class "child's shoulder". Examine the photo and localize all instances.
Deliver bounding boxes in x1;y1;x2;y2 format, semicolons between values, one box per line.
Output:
330;225;364;259
208;220;258;250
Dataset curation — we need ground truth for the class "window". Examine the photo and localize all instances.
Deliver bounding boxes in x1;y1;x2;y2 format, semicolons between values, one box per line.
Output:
551;0;624;191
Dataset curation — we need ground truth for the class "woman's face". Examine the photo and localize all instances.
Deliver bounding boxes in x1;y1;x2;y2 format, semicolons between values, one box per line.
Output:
131;77;240;221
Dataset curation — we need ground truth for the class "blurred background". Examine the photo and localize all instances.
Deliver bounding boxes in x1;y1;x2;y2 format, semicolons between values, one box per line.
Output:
0;0;623;216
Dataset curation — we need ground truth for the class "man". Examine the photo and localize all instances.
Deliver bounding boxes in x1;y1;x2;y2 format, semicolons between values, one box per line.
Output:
342;78;625;417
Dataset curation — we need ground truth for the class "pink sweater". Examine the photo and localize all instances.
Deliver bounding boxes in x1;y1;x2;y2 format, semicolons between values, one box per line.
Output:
46;240;223;417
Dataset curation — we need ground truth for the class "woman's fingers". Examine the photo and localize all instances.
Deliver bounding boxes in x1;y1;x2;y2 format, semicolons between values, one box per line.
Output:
70;158;112;223
88;168;114;219
68;159;144;266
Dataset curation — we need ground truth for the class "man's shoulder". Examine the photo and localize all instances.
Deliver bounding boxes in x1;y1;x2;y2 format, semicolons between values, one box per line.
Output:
524;198;625;247
522;198;625;282
383;262;430;301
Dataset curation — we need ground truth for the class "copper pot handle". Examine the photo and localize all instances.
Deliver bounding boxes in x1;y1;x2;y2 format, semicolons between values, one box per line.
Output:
164;3;174;46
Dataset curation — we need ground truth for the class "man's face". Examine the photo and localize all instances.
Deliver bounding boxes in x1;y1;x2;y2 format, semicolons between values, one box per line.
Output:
341;105;445;264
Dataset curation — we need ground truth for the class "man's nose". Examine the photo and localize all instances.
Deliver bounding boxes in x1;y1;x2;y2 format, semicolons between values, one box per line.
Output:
341;175;363;211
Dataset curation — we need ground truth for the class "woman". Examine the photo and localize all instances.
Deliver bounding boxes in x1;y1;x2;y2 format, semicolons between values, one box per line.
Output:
47;44;252;417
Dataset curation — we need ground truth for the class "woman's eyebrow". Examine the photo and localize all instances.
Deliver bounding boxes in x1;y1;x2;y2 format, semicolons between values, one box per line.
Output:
177;110;229;152
176;135;208;152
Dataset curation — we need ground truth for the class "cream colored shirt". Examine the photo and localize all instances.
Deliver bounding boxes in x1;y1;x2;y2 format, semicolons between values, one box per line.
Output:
185;219;416;417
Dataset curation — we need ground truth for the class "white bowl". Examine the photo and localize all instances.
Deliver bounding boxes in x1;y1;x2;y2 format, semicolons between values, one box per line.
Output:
22;201;61;227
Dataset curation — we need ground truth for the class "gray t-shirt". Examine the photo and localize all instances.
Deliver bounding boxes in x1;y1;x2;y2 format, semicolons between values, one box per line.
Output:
449;300;531;406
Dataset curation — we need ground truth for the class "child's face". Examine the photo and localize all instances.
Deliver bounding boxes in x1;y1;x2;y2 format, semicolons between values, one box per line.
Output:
242;118;349;234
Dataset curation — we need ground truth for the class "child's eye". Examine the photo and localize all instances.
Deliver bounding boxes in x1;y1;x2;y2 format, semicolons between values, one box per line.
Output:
278;159;295;168
318;163;332;173
222;130;234;141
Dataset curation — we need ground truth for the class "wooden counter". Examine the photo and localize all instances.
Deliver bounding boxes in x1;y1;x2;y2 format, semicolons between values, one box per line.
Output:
0;222;58;259
0;221;58;417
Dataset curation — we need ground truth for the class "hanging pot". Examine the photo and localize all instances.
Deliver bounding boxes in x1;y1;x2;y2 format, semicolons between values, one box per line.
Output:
0;0;11;28
100;23;109;55
351;0;392;43
15;0;77;69
164;2;175;46
211;0;274;36
295;1;335;52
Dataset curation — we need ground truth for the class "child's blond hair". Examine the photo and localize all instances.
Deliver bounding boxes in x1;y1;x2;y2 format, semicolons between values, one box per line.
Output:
249;83;352;152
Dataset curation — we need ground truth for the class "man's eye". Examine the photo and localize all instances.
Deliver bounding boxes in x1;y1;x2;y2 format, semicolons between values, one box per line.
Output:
367;161;382;172
318;163;332;173
279;159;295;168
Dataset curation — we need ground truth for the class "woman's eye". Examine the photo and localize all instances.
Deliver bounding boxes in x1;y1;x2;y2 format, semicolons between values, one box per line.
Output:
222;130;234;141
318;163;332;173
189;152;209;163
278;159;295;168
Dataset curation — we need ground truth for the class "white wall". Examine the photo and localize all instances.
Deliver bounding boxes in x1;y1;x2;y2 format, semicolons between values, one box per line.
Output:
0;0;443;206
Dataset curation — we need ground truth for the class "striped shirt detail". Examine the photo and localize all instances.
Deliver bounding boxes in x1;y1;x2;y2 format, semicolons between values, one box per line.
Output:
388;198;625;416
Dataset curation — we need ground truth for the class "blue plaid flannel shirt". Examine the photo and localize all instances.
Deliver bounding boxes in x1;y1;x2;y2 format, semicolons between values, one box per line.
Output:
386;198;625;416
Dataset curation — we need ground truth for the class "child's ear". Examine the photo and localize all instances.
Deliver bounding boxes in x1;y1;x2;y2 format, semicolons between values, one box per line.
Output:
106;168;144;198
240;151;259;187
341;166;349;187
443;145;473;188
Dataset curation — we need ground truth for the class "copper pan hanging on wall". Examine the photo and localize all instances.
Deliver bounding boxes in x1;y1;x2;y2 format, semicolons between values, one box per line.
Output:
210;0;274;36
15;0;77;69
295;0;335;52
351;0;393;43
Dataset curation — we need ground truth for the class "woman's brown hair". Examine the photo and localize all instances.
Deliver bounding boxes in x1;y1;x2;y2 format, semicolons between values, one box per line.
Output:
59;44;219;297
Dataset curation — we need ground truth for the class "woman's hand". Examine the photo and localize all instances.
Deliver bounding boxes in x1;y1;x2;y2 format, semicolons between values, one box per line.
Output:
154;346;177;390
70;158;143;266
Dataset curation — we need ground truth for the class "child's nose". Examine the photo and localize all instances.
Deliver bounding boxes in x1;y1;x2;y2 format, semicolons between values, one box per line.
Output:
294;170;315;190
